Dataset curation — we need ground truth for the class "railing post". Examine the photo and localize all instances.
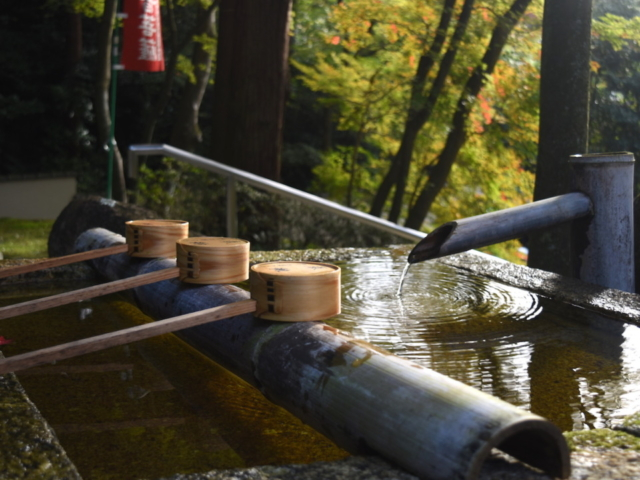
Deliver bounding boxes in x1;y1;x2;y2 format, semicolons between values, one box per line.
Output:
570;152;635;293
226;176;238;238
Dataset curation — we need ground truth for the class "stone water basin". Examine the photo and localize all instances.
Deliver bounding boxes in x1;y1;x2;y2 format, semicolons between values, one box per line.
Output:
3;244;640;479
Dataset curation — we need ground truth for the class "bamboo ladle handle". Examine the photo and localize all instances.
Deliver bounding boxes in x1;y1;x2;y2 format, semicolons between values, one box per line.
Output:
0;299;257;375
0;244;129;280
0;267;180;321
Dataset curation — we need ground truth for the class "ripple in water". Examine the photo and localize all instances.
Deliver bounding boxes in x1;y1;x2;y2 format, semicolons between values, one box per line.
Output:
326;248;640;431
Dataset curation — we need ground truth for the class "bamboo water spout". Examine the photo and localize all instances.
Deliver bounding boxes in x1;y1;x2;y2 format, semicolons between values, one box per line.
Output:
69;227;571;480
408;152;635;293
408;192;592;264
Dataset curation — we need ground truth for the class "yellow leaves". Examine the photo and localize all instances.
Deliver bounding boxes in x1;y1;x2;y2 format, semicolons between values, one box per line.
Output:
176;55;196;84
590;60;601;73
593;14;640;51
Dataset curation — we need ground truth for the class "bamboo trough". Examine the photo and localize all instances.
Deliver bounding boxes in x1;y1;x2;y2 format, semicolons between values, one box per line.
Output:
0;232;342;378
27;227;570;480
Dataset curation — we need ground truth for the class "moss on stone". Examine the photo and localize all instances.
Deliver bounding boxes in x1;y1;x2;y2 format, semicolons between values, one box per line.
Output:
622;412;640;427
0;369;81;479
564;428;640;451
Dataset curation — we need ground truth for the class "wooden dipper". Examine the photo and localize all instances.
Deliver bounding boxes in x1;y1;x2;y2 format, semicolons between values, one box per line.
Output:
0;236;249;321
125;219;189;258
0;260;341;375
250;261;341;322
0;219;189;280
177;237;249;284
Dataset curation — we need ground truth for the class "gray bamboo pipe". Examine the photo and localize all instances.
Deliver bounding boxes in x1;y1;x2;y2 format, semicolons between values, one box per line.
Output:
72;228;570;480
408;192;592;263
570;152;635;292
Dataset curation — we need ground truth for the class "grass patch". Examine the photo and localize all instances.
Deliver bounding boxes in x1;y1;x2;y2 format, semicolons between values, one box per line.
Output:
0;218;54;259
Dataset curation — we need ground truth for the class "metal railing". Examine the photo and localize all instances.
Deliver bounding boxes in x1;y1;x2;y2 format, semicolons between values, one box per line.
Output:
127;144;426;243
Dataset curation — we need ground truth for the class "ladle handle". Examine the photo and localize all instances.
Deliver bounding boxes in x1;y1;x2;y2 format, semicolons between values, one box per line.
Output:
0;244;129;280
0;267;180;320
0;299;257;375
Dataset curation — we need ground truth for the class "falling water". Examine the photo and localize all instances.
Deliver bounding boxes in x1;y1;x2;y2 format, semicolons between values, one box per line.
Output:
396;262;411;297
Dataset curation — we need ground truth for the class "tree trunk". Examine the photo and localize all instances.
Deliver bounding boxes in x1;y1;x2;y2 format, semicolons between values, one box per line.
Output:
141;0;179;144
169;5;216;151
386;0;475;224
526;0;592;276
95;0;127;202
210;0;292;181
405;0;533;230
370;0;457;219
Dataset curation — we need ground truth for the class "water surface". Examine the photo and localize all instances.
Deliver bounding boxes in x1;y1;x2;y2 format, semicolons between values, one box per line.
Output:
328;247;640;432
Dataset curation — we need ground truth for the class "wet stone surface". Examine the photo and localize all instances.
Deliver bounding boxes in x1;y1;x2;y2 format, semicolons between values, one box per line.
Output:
156;445;640;480
0;367;81;479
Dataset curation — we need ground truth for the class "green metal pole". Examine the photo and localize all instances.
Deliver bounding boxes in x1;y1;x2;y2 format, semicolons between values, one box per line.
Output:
107;0;122;200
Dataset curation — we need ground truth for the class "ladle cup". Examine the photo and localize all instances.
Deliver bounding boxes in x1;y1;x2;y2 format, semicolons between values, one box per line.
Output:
0;236;248;321
0;259;341;375
0;219;188;280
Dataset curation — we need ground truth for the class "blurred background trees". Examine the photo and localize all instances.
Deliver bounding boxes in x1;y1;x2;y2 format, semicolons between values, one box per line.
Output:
1;0;639;261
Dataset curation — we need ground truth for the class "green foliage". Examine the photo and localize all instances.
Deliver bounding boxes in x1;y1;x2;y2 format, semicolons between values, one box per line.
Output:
176;54;197;84
311;145;385;210
590;2;640;191
292;0;542;260
593;13;640;50
0;219;54;259
134;158;404;251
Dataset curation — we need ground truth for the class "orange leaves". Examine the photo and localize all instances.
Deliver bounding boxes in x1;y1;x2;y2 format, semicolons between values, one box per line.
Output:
331;36;341;45
478;94;492;124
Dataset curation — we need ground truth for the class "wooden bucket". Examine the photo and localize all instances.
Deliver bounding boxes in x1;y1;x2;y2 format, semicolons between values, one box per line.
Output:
125;220;188;258
250;261;341;322
176;237;250;284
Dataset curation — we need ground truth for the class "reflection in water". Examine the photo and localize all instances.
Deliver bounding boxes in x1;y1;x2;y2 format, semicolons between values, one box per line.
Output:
328;247;640;431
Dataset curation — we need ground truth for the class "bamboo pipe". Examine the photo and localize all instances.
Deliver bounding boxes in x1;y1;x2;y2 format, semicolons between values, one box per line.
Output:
569;152;635;292
71;228;571;480
408;192;592;263
0;300;256;375
0;219;188;280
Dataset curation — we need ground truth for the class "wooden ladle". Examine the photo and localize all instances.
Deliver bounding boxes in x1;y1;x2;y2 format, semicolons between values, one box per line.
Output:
0;219;188;280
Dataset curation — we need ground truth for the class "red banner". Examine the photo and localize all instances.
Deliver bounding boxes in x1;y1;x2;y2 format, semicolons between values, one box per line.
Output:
121;0;165;72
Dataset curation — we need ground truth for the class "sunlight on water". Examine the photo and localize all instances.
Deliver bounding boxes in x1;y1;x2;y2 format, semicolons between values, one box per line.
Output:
327;247;640;432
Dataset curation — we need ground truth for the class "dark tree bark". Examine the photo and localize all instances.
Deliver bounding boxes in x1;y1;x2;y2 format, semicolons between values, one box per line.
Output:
369;0;458;220
405;0;533;230
210;0;293;180
526;0;592;277
388;0;475;223
169;5;217;151
141;0;179;144
95;0;127;202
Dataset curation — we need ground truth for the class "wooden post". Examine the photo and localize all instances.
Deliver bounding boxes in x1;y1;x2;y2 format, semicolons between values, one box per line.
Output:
68;228;571;480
